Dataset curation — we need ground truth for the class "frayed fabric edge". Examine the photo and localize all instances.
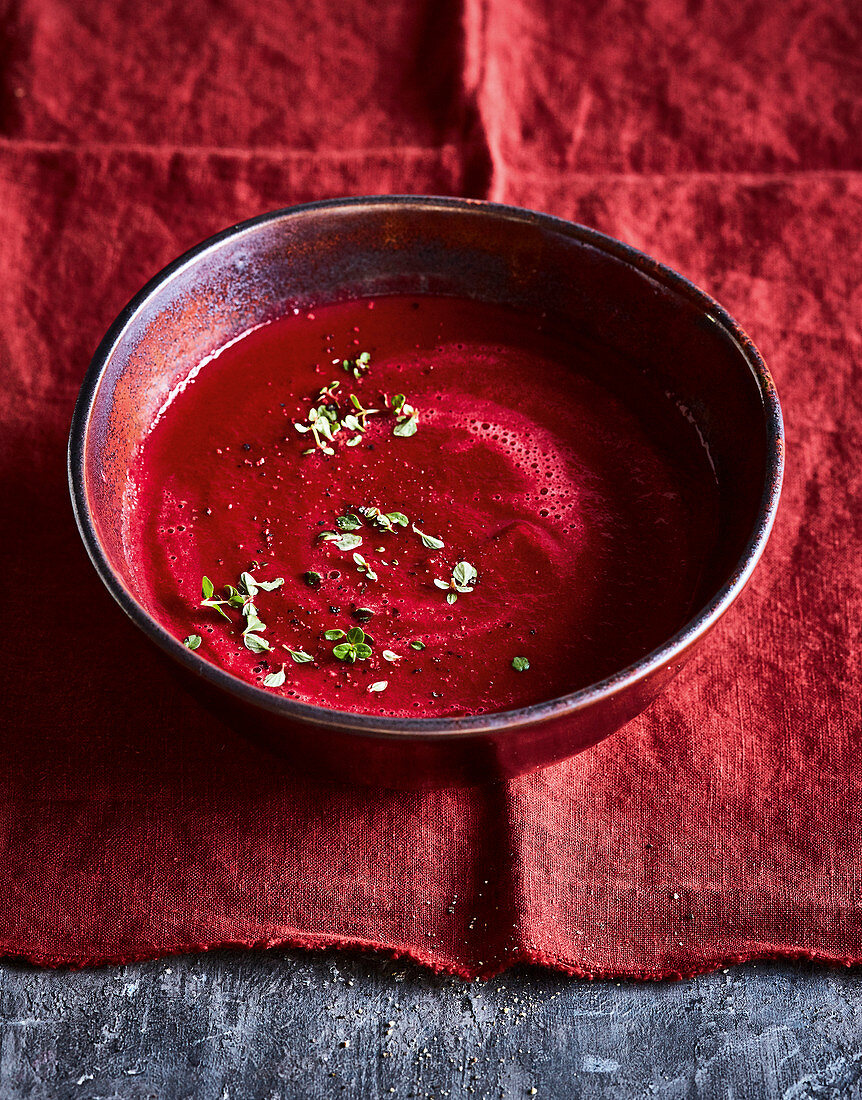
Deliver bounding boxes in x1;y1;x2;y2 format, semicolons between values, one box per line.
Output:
0;934;860;983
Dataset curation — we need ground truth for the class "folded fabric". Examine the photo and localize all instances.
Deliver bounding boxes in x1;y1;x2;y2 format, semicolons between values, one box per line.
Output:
0;0;858;977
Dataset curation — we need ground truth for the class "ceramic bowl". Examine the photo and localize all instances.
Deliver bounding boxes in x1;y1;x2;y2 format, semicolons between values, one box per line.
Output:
68;197;783;788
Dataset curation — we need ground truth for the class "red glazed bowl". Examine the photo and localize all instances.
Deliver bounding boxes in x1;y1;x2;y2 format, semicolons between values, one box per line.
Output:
68;197;783;788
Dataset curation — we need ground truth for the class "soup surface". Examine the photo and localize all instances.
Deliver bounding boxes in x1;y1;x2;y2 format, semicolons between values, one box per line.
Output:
127;294;719;718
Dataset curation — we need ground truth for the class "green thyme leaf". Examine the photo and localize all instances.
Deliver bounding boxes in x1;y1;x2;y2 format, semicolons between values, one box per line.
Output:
339;351;372;379
316;417;335;444
453;561;477;588
334;533;363;552
393;416;418;438
368;681;388;693
255;577;285;592
371;511;409;534
352;552;378;583
331;625;373;662
412;525;444;550
202;576;214;600
286;648;314;664
446;592;457;604
244;633;271;653
336;513;363;531
263;666;286;687
324;629;346;641
390;393;419;437
410;641;426;650
239;571;258;596
242;615;266;635
512;656;530;672
183;634;202;650
202;597;232;621
382;650;401;662
433;579;450;590
304;571;323;588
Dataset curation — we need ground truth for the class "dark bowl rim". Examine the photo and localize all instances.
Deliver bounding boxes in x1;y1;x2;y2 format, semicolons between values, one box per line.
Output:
68;194;785;741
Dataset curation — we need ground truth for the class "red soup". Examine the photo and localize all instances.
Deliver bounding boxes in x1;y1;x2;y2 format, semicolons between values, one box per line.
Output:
127;294;719;718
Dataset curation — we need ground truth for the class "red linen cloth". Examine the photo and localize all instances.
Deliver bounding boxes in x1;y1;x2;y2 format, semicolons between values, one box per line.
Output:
0;0;859;978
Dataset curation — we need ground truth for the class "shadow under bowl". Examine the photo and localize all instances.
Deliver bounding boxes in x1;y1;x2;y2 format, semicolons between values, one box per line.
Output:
68;197;783;788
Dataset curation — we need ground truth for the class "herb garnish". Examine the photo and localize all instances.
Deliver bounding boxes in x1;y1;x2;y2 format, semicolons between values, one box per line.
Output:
375;511;409;533
263;665;286;687
391;393;418;437
183;634;202;650
433;561;477;604
411;524;444;550
382;650;401;663
285;647;314;664
240;572;284;595
356;506;410;533
368;681;388;693
244;632;271;653
336;513;363;531
303;571;323;588
297;382;380;453
318;379;341;400
294;357;424;455
242;611;266;637
337;351;371;379
319;531;363;552
410;641;426;650
345;393;378;431
200;571;284;652
294;404;341;455
352;552;379;583
328;626;373;664
201;576;232;621
511;656;530;672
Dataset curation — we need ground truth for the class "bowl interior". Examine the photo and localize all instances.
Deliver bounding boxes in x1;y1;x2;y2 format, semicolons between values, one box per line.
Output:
74;198;779;728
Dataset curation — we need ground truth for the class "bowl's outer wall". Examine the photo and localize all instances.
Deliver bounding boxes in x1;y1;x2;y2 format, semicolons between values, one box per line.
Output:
76;199;779;786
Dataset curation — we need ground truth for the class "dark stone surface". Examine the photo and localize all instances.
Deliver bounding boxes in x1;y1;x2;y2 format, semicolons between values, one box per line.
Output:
0;952;860;1099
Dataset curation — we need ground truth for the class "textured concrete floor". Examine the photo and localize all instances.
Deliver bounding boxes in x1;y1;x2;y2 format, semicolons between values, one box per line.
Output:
0;950;860;1099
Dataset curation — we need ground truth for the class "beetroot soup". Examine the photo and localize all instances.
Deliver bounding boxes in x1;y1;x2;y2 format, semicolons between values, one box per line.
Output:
126;295;719;718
